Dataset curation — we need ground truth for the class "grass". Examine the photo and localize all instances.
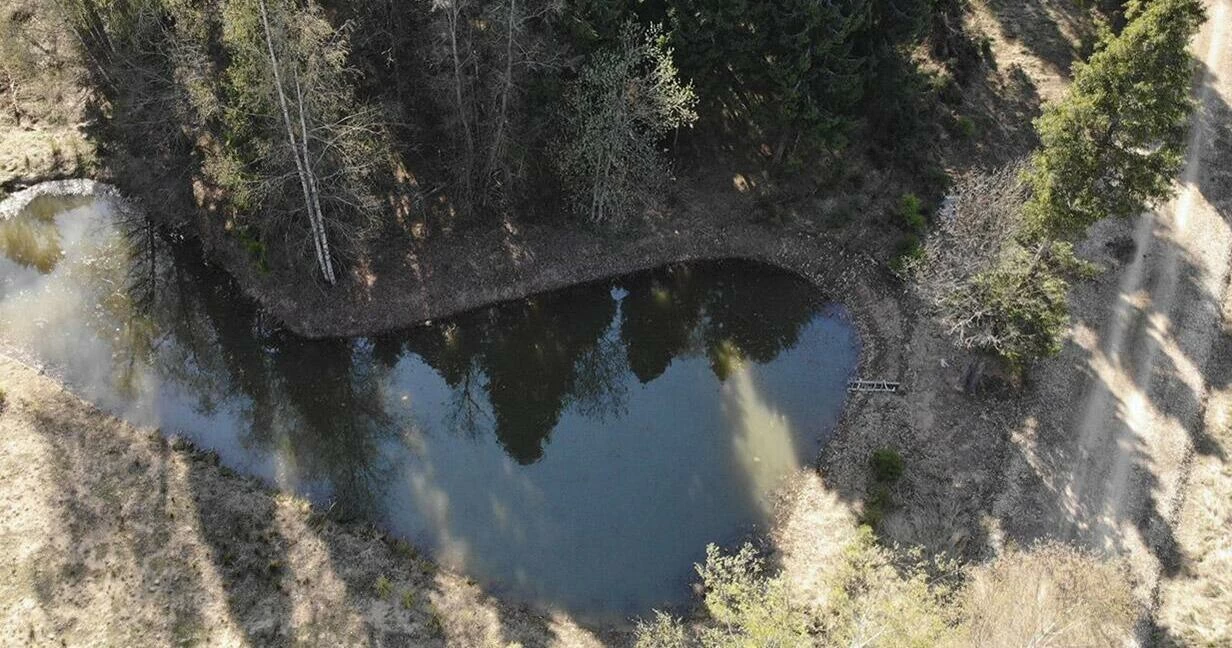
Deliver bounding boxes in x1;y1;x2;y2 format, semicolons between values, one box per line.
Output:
897;193;927;234
392;539;418;560
427;604;445;635
889;233;925;277
954;115;978;139
860;484;894;528
374;574;393;599
1158;383;1232;644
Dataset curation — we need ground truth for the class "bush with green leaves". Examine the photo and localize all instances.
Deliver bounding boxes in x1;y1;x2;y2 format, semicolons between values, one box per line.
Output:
870;449;905;484
557;22;697;228
694;543;811;646
634;534;1137;647
634;611;691;648
1025;0;1205;236
898;193;927;234
636;531;959;647
954;242;1091;366
913;164;1098;366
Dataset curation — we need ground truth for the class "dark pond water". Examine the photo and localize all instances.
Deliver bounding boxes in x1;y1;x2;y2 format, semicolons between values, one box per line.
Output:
0;197;859;619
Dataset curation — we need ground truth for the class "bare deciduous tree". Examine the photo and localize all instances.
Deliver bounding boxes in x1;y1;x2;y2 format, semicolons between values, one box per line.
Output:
430;0;561;215
911;161;1080;364
258;0;333;283
911;161;1029;324
217;0;388;283
558;23;697;228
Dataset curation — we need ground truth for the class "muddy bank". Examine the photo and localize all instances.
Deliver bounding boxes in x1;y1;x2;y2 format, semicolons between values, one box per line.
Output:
193;178;888;340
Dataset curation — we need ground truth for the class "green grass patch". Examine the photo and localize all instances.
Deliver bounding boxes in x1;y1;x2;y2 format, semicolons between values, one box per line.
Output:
870;448;904;484
897;193;927;234
374;574;393;599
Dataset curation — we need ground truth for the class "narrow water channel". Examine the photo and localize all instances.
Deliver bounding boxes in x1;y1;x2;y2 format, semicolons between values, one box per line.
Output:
0;196;859;619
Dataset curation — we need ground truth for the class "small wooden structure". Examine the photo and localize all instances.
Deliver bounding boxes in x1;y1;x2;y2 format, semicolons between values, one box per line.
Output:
847;379;900;393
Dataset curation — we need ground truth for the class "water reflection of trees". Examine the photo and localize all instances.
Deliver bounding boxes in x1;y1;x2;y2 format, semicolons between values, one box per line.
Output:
398;262;823;464
104;219;398;516
69;205;825;489
619;263;823;381
0;214;63;273
402;286;625;464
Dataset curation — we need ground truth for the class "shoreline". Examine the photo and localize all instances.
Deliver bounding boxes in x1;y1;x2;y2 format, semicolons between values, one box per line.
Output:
0;179;904;644
0;177;893;364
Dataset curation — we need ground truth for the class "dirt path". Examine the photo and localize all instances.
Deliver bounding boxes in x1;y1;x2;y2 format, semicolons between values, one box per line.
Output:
997;0;1232;640
1065;0;1230;546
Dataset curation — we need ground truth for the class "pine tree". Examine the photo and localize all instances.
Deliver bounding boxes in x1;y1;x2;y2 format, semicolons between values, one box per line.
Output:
667;0;868;157
1025;0;1205;236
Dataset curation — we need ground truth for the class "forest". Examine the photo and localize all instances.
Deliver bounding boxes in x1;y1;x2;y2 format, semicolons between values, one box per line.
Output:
0;0;1198;368
26;0;978;277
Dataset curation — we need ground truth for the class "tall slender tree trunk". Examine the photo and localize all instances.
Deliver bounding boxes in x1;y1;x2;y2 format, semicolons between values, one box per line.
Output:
486;0;516;181
295;72;334;283
259;0;334;284
445;1;474;199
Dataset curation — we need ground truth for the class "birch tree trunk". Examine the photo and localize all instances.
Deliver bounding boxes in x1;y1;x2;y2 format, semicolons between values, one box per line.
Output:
295;72;335;283
485;0;516;181
258;0;335;284
442;0;474;198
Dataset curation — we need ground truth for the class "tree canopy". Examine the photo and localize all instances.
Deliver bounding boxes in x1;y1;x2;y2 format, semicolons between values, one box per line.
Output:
1026;0;1205;236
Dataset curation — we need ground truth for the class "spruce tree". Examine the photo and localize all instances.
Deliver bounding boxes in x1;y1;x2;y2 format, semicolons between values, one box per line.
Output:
1026;0;1205;236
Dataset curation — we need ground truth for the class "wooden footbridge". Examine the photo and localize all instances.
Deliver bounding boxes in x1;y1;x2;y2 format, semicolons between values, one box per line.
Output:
847;379;900;393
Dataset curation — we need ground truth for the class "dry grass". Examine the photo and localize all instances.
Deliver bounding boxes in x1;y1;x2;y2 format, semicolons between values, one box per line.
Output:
967;0;1097;103
0;0;93;192
0;356;619;647
964;544;1136;647
1156;313;1232;645
0;127;94;190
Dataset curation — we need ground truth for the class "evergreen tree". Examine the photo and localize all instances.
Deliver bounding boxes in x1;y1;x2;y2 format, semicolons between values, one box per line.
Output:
1025;0;1205;236
667;0;868;156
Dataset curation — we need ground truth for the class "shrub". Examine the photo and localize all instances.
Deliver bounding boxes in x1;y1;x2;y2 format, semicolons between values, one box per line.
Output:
930;72;963;106
639;534;1134;647
695;543;810;647
374;574;393;599
890;233;925;277
953;115;977;139
859;484;893;528
0;387;7;413
822;527;957;646
870;449;904;484
912;164;1097;366
897;193;927;233
634;611;690;648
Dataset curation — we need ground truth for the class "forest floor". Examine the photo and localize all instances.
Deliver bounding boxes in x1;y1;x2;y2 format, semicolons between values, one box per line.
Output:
3;0;1231;646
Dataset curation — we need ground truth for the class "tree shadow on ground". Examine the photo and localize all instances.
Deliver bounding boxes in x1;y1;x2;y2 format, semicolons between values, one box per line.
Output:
802;57;1232;647
9;369;576;647
981;0;1094;77
987;55;1232;640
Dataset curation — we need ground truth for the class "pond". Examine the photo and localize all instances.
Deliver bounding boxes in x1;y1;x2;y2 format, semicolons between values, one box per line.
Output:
0;196;860;620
